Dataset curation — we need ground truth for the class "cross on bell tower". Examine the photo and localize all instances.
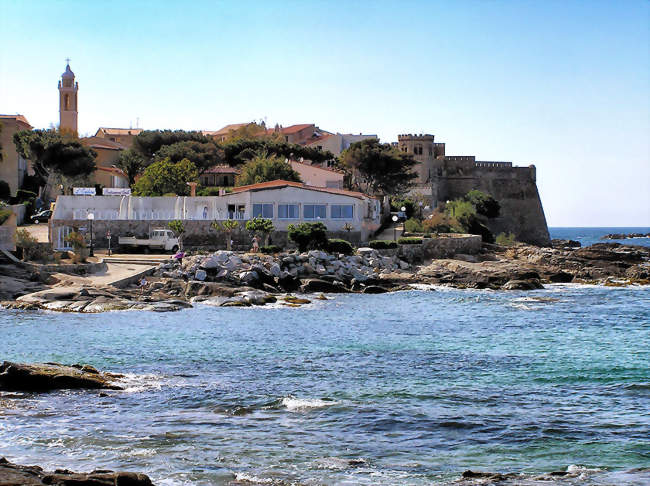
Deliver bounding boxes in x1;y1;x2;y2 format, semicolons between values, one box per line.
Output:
58;59;78;135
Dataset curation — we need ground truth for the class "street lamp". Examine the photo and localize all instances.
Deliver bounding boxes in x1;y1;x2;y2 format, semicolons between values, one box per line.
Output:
392;214;398;241
87;213;95;257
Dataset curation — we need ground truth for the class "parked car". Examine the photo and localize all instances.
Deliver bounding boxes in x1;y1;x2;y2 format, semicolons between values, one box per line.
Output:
30;209;52;224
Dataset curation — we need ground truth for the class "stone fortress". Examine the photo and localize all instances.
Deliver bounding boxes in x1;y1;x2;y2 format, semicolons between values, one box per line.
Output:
398;134;550;246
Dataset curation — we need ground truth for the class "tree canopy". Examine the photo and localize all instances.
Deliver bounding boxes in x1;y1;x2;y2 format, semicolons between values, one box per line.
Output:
132;157;198;196
116;149;147;186
340;139;418;195
236;154;302;186
13;129;96;184
222;139;334;166
154;140;224;174
132;130;211;160
463;190;500;218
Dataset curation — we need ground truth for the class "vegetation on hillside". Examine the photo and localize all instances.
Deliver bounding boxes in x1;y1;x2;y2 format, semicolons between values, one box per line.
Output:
132;157;198;196
340;138;418;195
236;154;302;186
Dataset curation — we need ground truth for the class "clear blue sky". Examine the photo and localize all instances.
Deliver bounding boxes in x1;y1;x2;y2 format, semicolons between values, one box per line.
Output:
1;0;648;226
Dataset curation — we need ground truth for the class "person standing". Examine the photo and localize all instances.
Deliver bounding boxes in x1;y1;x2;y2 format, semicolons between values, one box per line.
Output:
251;235;260;253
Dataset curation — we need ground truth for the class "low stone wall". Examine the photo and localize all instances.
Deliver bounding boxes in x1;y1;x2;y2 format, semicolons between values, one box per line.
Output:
376;234;482;263
11;204;27;226
52;219;364;251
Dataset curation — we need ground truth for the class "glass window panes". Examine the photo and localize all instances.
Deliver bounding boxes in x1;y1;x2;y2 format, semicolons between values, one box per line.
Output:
279;204;299;219
252;204;273;218
331;204;353;219
304;204;326;219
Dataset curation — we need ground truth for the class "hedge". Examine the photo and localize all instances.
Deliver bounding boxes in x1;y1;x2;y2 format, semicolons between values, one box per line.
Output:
260;245;282;254
368;240;398;249
327;238;354;255
398;237;423;245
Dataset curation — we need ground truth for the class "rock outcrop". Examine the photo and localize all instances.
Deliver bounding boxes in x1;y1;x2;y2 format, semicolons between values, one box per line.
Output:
0;361;122;391
2;285;193;313
0;457;153;485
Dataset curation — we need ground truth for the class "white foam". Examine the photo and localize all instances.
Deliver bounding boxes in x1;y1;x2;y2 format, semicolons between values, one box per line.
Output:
281;397;338;411
567;464;603;474
234;472;274;483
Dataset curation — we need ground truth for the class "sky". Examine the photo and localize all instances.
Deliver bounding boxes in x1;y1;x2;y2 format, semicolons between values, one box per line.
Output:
1;0;648;227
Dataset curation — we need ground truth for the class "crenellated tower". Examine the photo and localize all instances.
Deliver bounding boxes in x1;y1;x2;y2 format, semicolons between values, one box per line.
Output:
58;61;78;135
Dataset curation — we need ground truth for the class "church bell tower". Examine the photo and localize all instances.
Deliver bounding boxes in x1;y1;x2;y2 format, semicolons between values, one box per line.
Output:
58;60;78;135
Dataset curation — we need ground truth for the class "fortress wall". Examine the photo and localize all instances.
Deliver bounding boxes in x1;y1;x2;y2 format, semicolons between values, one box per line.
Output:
437;166;551;246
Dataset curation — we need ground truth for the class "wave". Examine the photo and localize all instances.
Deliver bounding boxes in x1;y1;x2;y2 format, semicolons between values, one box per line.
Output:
280;396;339;411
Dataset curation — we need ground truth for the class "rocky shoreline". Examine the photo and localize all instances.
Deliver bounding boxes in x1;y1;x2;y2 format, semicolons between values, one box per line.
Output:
601;232;650;240
1;242;648;313
0;457;154;486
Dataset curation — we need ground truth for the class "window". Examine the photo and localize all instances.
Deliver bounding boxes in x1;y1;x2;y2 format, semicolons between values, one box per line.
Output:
304;204;326;219
331;204;353;219
278;204;299;219
253;203;273;218
428;147;433;156
228;204;246;220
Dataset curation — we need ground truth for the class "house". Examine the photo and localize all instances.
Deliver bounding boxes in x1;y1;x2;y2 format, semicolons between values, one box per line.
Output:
94;127;143;148
202;123;264;142
289;160;344;189
199;165;240;187
49;180;381;249
0;114;32;196
306;132;378;157
78;137;130;190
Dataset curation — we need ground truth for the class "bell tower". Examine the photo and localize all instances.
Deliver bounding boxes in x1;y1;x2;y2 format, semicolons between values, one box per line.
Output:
58;59;78;135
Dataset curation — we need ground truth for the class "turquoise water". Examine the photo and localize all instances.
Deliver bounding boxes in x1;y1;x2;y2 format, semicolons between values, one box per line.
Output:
1;284;649;485
549;227;650;248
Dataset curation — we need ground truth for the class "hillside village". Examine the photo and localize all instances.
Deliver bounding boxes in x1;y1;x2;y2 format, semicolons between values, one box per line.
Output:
0;63;550;257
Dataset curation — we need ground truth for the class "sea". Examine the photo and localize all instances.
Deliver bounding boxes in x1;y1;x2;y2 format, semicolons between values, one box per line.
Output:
0;227;648;485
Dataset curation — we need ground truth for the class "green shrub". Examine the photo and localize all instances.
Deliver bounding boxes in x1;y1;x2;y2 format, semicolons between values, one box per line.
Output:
0;208;12;226
369;239;398;249
404;217;423;233
15;228;38;261
496;232;516;246
197;186;233;196
0;181;10;201
398;237;423;245
260;245;282;254
287;222;328;252
327;238;353;255
464;190;500;218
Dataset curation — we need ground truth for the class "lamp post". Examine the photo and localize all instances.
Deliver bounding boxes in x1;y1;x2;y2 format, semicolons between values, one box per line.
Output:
392;214;398;241
87;213;95;257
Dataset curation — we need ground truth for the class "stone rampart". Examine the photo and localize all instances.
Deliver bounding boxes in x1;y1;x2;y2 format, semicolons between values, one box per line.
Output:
435;164;550;246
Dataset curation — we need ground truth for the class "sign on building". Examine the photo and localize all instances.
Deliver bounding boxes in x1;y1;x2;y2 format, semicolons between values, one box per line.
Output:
72;187;96;196
103;188;132;196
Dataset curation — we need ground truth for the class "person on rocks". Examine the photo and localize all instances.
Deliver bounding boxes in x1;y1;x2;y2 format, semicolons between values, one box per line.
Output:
173;250;185;265
139;277;148;295
251;235;260;253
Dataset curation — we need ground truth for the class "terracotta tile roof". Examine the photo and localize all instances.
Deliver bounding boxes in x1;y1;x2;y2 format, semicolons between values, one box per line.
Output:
305;133;334;145
0;114;32;129
278;124;314;134
231;180;368;200
81;136;126;150
97;166;128;177
96;127;143;136
203;165;241;175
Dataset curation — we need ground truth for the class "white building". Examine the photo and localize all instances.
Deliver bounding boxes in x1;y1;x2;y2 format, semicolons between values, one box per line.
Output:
50;180;381;249
306;133;378;157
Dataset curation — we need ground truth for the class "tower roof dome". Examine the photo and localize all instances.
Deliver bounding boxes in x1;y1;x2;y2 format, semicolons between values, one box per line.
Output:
61;63;74;78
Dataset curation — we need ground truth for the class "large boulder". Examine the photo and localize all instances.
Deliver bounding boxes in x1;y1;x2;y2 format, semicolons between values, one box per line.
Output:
0;362;123;392
301;279;349;293
502;279;544;290
0;457;154;486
